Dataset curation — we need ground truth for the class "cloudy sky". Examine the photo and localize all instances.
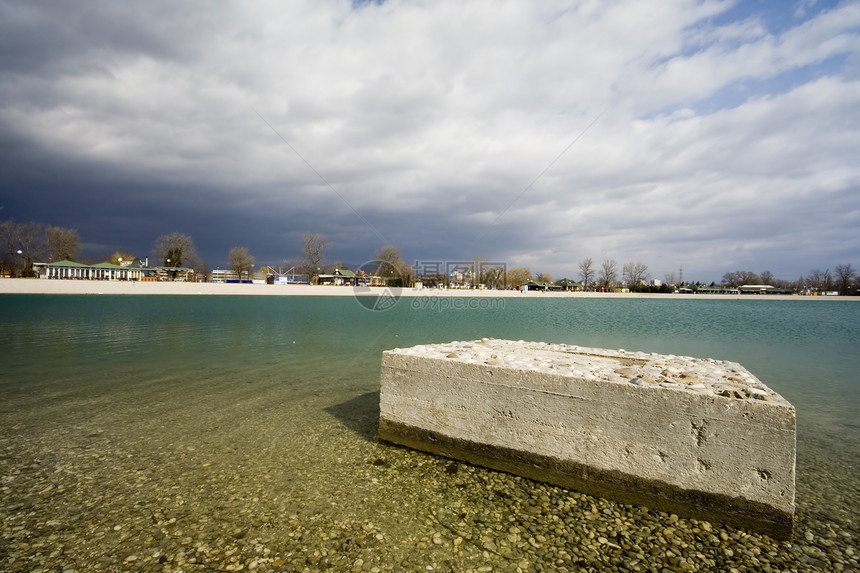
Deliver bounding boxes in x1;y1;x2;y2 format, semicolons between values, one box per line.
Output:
1;0;858;282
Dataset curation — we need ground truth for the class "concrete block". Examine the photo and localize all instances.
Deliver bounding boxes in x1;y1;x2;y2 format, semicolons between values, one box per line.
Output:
379;339;795;538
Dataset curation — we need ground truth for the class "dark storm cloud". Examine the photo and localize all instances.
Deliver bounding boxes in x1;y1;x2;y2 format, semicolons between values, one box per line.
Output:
1;0;858;282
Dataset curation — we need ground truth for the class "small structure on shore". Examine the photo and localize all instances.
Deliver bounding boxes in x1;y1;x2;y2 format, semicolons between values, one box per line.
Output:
379;339;795;538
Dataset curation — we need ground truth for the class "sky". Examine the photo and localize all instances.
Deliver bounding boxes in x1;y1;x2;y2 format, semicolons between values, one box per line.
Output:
1;0;858;283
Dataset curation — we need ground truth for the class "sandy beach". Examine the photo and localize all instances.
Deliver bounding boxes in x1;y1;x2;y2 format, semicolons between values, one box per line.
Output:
0;278;843;300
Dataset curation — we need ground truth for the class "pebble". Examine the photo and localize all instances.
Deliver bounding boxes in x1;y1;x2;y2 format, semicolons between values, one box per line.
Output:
1;343;854;573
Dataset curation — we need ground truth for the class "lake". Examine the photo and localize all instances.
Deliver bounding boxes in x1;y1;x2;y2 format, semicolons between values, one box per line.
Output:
1;294;857;571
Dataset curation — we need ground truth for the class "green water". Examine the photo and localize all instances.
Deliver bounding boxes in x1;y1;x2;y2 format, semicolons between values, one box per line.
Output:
2;295;857;434
1;294;858;571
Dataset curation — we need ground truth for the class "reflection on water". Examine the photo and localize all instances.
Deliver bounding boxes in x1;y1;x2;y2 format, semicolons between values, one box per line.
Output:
0;294;858;571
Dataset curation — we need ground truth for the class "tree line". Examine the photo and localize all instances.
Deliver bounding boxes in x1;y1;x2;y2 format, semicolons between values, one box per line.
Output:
0;214;212;279
0;217;81;277
503;258;859;295
500;258;652;292
2;214;857;294
719;266;858;296
0;215;409;286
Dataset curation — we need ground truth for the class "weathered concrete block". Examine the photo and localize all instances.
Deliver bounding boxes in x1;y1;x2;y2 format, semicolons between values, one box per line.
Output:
379;339;795;538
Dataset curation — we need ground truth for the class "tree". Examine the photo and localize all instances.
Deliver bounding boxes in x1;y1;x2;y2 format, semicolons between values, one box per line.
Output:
599;259;618;291
722;270;759;288
228;247;255;281
194;260;211;283
374;245;412;287
0;218;23;276
11;221;47;275
282;257;306;276
44;226;81;262
470;256;506;289
302;232;329;277
578;258;594;291
153;232;198;268
108;251;136;265
759;270;775;286
622;261;649;290
0;218;55;276
480;264;507;290
535;272;553;283
805;269;833;293
505;267;532;289
834;264;855;295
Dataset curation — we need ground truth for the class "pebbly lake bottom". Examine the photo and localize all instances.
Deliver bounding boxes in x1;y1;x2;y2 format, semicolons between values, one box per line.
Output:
1;295;858;572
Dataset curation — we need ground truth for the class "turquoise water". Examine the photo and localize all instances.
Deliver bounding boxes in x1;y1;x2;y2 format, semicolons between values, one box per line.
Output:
1;294;858;571
3;295;856;436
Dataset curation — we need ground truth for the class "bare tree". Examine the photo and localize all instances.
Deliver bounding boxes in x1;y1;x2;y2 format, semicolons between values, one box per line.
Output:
0;218;22;276
282;257;306;276
599;259;618;291
578;257;594;290
722;270;759;287
470;256;506;289
0;219;53;275
806;269;833;293
45;226;81;261
302;232;329;277
374;245;413;287
834;264;855;295
622;261;649;290
16;221;47;274
481;264;507;290
228;246;255;281
194;260;211;283
805;269;824;292
535;272;553;283
153;232;198;268
759;270;775;286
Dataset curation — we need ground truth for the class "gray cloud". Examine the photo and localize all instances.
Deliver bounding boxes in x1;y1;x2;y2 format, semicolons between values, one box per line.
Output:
1;0;857;282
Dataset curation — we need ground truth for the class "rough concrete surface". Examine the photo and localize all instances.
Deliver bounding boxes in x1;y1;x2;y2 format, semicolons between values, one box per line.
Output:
379;339;796;538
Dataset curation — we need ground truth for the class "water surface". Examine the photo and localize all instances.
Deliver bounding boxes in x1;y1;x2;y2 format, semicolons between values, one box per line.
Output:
1;295;857;571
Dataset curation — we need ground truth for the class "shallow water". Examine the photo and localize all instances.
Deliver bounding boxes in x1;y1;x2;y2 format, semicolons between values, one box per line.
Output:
1;294;858;571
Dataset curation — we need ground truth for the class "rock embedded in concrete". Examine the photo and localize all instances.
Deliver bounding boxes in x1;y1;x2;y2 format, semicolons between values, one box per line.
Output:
379;339;796;538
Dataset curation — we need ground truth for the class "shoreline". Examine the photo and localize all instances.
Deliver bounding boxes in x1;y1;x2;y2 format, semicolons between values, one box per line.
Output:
0;278;852;300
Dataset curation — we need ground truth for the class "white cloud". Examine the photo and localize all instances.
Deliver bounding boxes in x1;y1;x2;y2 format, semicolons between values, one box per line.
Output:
0;0;857;279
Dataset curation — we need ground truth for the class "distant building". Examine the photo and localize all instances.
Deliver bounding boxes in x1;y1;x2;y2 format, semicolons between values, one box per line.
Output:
554;278;581;291
274;273;310;285
318;268;359;286
522;281;562;292
33;258;160;281
317;268;385;287
737;284;790;295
